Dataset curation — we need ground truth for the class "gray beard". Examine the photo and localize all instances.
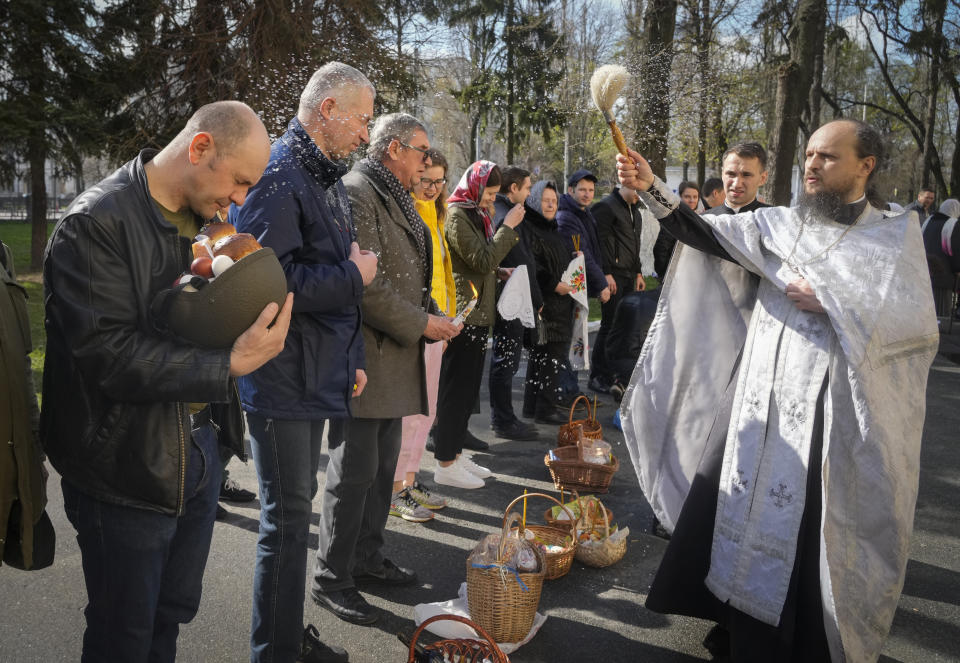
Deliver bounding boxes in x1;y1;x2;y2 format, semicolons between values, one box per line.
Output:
796;189;846;223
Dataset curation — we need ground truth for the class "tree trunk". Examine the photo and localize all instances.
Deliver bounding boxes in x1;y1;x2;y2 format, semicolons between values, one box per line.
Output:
28;129;48;271
921;0;946;196
635;0;679;179
470;115;480;163
695;0;710;185
950;82;960;196
767;0;826;206
505;0;515;164
805;15;825;135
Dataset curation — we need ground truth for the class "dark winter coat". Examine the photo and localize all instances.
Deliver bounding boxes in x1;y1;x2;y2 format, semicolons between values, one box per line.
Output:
556;193;606;297
231;118;365;420
1;243;51;569
523;202;575;343
591;187;645;278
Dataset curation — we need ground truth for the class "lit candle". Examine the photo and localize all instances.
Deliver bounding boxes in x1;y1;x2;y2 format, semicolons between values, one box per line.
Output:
452;280;478;326
522;489;528;530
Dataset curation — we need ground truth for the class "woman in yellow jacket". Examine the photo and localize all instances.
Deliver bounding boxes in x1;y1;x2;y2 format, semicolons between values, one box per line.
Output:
390;148;457;522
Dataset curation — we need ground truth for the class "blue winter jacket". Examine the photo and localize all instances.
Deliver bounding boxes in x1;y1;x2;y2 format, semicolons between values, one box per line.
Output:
230;118;365;419
556;193;606;297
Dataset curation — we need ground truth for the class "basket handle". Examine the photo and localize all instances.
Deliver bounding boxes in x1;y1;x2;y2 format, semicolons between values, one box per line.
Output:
567;394;593;425
503;491;580;543
496;511;524;561
407;614;508;663
575;492;611;539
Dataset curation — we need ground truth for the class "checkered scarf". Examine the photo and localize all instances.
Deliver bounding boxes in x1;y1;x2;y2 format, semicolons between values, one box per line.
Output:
363;158;429;285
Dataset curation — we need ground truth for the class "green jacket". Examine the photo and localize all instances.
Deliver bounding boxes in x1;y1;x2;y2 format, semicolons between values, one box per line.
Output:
0;242;48;569
445;206;519;328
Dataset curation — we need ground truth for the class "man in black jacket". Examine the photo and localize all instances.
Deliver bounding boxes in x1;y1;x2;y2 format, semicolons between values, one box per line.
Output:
489;166;539;440
42;101;293;663
589;185;648;392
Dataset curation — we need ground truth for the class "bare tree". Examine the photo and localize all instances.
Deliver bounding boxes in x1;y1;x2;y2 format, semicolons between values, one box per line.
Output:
625;0;680;179
767;0;826;205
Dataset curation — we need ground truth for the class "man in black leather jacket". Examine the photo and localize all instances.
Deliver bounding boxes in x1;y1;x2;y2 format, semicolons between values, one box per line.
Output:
42;101;293;663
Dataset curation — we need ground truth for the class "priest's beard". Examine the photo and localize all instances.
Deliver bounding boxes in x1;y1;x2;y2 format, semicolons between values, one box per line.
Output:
797;188;847;223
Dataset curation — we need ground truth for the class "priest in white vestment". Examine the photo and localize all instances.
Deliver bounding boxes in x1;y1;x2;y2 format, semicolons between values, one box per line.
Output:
616;119;939;662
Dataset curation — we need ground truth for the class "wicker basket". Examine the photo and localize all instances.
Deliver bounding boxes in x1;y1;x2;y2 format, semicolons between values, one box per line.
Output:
504;492;578;580
542;494;613;535
405;614;509;663
557;395;603;447
544;439;619;494
466;512;545;643
574;499;627;568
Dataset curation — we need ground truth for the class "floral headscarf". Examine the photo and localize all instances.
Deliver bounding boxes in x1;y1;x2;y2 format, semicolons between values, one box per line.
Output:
448;160;497;239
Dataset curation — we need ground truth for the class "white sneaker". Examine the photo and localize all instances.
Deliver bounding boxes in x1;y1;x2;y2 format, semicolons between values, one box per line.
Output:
457;454;492;479
434;462;485;489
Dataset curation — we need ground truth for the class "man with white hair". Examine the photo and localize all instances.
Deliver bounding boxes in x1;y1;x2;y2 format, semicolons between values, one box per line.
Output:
618;118;938;661
311;113;460;626
231;61;378;663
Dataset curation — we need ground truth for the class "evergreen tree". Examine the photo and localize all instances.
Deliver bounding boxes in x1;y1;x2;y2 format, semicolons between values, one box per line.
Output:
0;0;101;269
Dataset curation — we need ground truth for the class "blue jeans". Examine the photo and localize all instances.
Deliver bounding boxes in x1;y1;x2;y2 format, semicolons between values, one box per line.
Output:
62;421;220;663
247;414;325;663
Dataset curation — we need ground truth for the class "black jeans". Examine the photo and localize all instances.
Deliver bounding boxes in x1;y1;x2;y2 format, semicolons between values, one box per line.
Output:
523;341;570;414
434;324;489;462
313;417;403;592
590;273;634;382
488;316;524;427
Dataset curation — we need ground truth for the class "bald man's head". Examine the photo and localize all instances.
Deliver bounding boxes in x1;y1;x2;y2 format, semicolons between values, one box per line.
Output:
171;101;266;156
170;101;271;219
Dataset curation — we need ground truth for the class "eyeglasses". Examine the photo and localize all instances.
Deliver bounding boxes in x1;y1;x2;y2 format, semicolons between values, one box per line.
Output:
398;141;431;163
419;177;446;188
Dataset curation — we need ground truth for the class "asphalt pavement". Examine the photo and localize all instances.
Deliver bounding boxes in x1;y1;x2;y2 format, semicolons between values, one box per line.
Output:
2;326;960;663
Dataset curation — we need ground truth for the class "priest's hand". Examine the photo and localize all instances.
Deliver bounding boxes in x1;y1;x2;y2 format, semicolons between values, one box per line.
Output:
617;148;654;191
785;279;825;313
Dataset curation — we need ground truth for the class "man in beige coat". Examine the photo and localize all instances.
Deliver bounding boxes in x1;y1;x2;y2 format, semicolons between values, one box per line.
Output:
311;113;460;626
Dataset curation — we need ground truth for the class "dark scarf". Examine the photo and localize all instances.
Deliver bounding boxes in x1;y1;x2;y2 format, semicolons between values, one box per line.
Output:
362;158;429;286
